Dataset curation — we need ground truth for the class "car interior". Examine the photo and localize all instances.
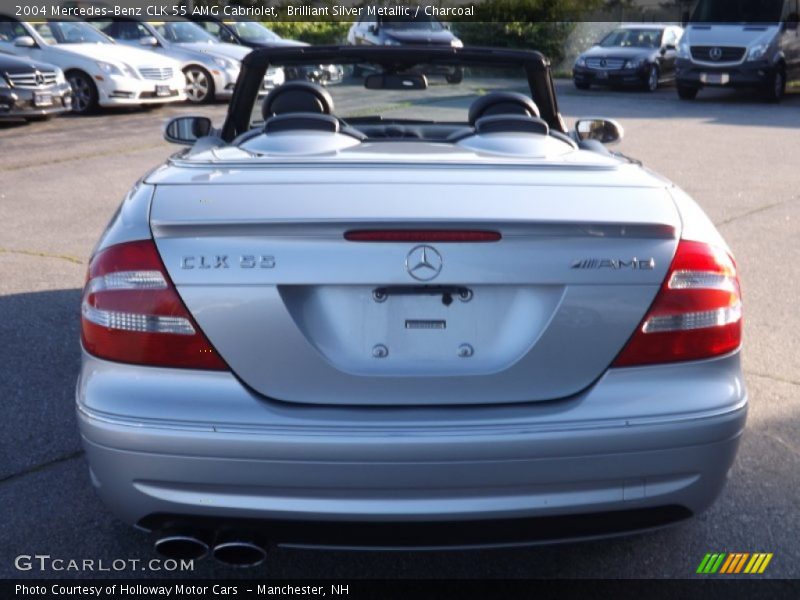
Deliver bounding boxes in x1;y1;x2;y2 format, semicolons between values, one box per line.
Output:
230;80;570;150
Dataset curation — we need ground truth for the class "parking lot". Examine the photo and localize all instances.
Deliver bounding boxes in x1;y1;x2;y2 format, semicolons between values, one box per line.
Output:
1;81;798;579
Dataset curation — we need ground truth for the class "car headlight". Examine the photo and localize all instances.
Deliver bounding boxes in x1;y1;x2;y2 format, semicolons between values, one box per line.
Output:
625;58;644;69
96;61;123;77
677;42;690;59
213;57;237;70
747;43;769;61
450;39;463;48
54;69;66;84
575;56;586;68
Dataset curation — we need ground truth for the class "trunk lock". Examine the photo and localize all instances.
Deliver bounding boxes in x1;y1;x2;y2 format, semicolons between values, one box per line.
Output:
372;344;389;358
458;344;474;358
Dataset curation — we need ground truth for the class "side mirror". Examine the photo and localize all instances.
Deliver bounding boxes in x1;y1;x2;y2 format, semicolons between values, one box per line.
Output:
575;118;624;145
163;116;213;145
14;36;36;48
139;36;159;47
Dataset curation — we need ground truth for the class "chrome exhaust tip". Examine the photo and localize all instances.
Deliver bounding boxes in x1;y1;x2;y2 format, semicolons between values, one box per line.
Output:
212;539;267;568
154;532;209;561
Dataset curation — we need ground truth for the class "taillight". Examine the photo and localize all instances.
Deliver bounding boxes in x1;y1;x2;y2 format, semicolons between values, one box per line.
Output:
613;239;742;367
81;240;228;370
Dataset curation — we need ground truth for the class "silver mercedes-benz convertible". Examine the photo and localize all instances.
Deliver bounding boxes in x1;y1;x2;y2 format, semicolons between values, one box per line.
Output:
77;46;746;567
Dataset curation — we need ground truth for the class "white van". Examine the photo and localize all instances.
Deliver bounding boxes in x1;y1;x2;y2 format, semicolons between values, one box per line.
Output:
675;0;800;100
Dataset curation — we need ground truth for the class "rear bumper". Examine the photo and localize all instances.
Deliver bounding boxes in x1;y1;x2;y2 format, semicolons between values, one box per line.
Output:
675;58;774;88
77;351;747;547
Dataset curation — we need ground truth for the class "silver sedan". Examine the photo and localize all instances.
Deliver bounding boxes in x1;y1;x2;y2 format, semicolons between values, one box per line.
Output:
76;46;746;568
90;18;283;103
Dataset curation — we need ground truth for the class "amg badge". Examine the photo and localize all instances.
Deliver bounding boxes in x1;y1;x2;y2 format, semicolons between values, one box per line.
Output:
571;257;655;270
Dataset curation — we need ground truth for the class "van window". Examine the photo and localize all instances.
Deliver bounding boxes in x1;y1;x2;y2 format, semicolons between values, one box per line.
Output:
691;0;785;23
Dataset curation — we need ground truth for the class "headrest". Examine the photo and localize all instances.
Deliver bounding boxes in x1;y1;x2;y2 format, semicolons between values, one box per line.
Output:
474;115;549;136
262;81;334;120
264;113;339;134
468;92;540;126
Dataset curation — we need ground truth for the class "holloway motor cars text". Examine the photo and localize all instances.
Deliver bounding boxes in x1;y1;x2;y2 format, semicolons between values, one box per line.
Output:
14;3;476;19
15;584;344;596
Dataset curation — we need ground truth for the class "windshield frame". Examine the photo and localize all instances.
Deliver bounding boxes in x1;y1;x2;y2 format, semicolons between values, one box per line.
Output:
690;0;785;23
33;19;113;45
151;20;218;44
228;21;281;43
222;45;564;141
379;16;446;32
598;27;663;49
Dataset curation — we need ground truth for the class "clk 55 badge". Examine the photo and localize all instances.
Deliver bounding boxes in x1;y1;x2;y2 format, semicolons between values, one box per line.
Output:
180;255;276;269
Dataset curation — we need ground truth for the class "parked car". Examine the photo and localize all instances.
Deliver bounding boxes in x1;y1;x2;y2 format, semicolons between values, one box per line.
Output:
347;15;464;82
189;17;343;86
77;46;746;566
0;52;72;120
0;17;186;114
676;0;800;101
89;17;284;104
347;13;462;48
573;24;684;92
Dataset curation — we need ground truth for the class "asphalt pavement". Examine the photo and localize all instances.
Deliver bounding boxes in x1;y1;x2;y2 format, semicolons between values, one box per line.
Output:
0;81;798;579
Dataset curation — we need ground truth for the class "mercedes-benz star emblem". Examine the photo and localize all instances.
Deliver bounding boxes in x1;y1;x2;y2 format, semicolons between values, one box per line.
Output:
709;47;723;61
405;245;443;281
600;58;607;67
34;71;45;86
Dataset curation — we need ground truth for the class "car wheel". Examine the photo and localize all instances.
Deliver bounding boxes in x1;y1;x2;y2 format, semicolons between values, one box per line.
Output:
66;71;98;115
763;68;785;102
677;84;699;100
445;68;464;84
184;66;215;104
574;79;590;90
645;65;659;92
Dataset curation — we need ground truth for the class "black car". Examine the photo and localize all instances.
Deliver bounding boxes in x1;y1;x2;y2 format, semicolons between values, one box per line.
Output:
573;25;683;92
347;13;463;48
347;14;464;83
189;17;343;85
0;53;72;120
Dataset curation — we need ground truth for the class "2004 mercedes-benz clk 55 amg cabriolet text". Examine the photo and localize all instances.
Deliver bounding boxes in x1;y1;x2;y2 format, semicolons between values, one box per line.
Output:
77;46;747;567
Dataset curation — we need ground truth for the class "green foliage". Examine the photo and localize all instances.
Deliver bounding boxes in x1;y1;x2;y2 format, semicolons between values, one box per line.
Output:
261;0;606;59
454;22;577;64
462;0;604;21
268;21;350;45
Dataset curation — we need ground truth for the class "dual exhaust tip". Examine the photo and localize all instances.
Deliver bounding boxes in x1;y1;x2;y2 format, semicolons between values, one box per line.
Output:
154;530;266;568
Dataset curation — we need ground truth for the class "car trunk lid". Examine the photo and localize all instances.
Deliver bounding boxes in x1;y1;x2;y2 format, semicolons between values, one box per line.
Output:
149;164;680;406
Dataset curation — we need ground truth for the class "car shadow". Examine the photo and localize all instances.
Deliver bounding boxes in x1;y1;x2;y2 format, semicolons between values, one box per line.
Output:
0;288;83;482
557;79;800;129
